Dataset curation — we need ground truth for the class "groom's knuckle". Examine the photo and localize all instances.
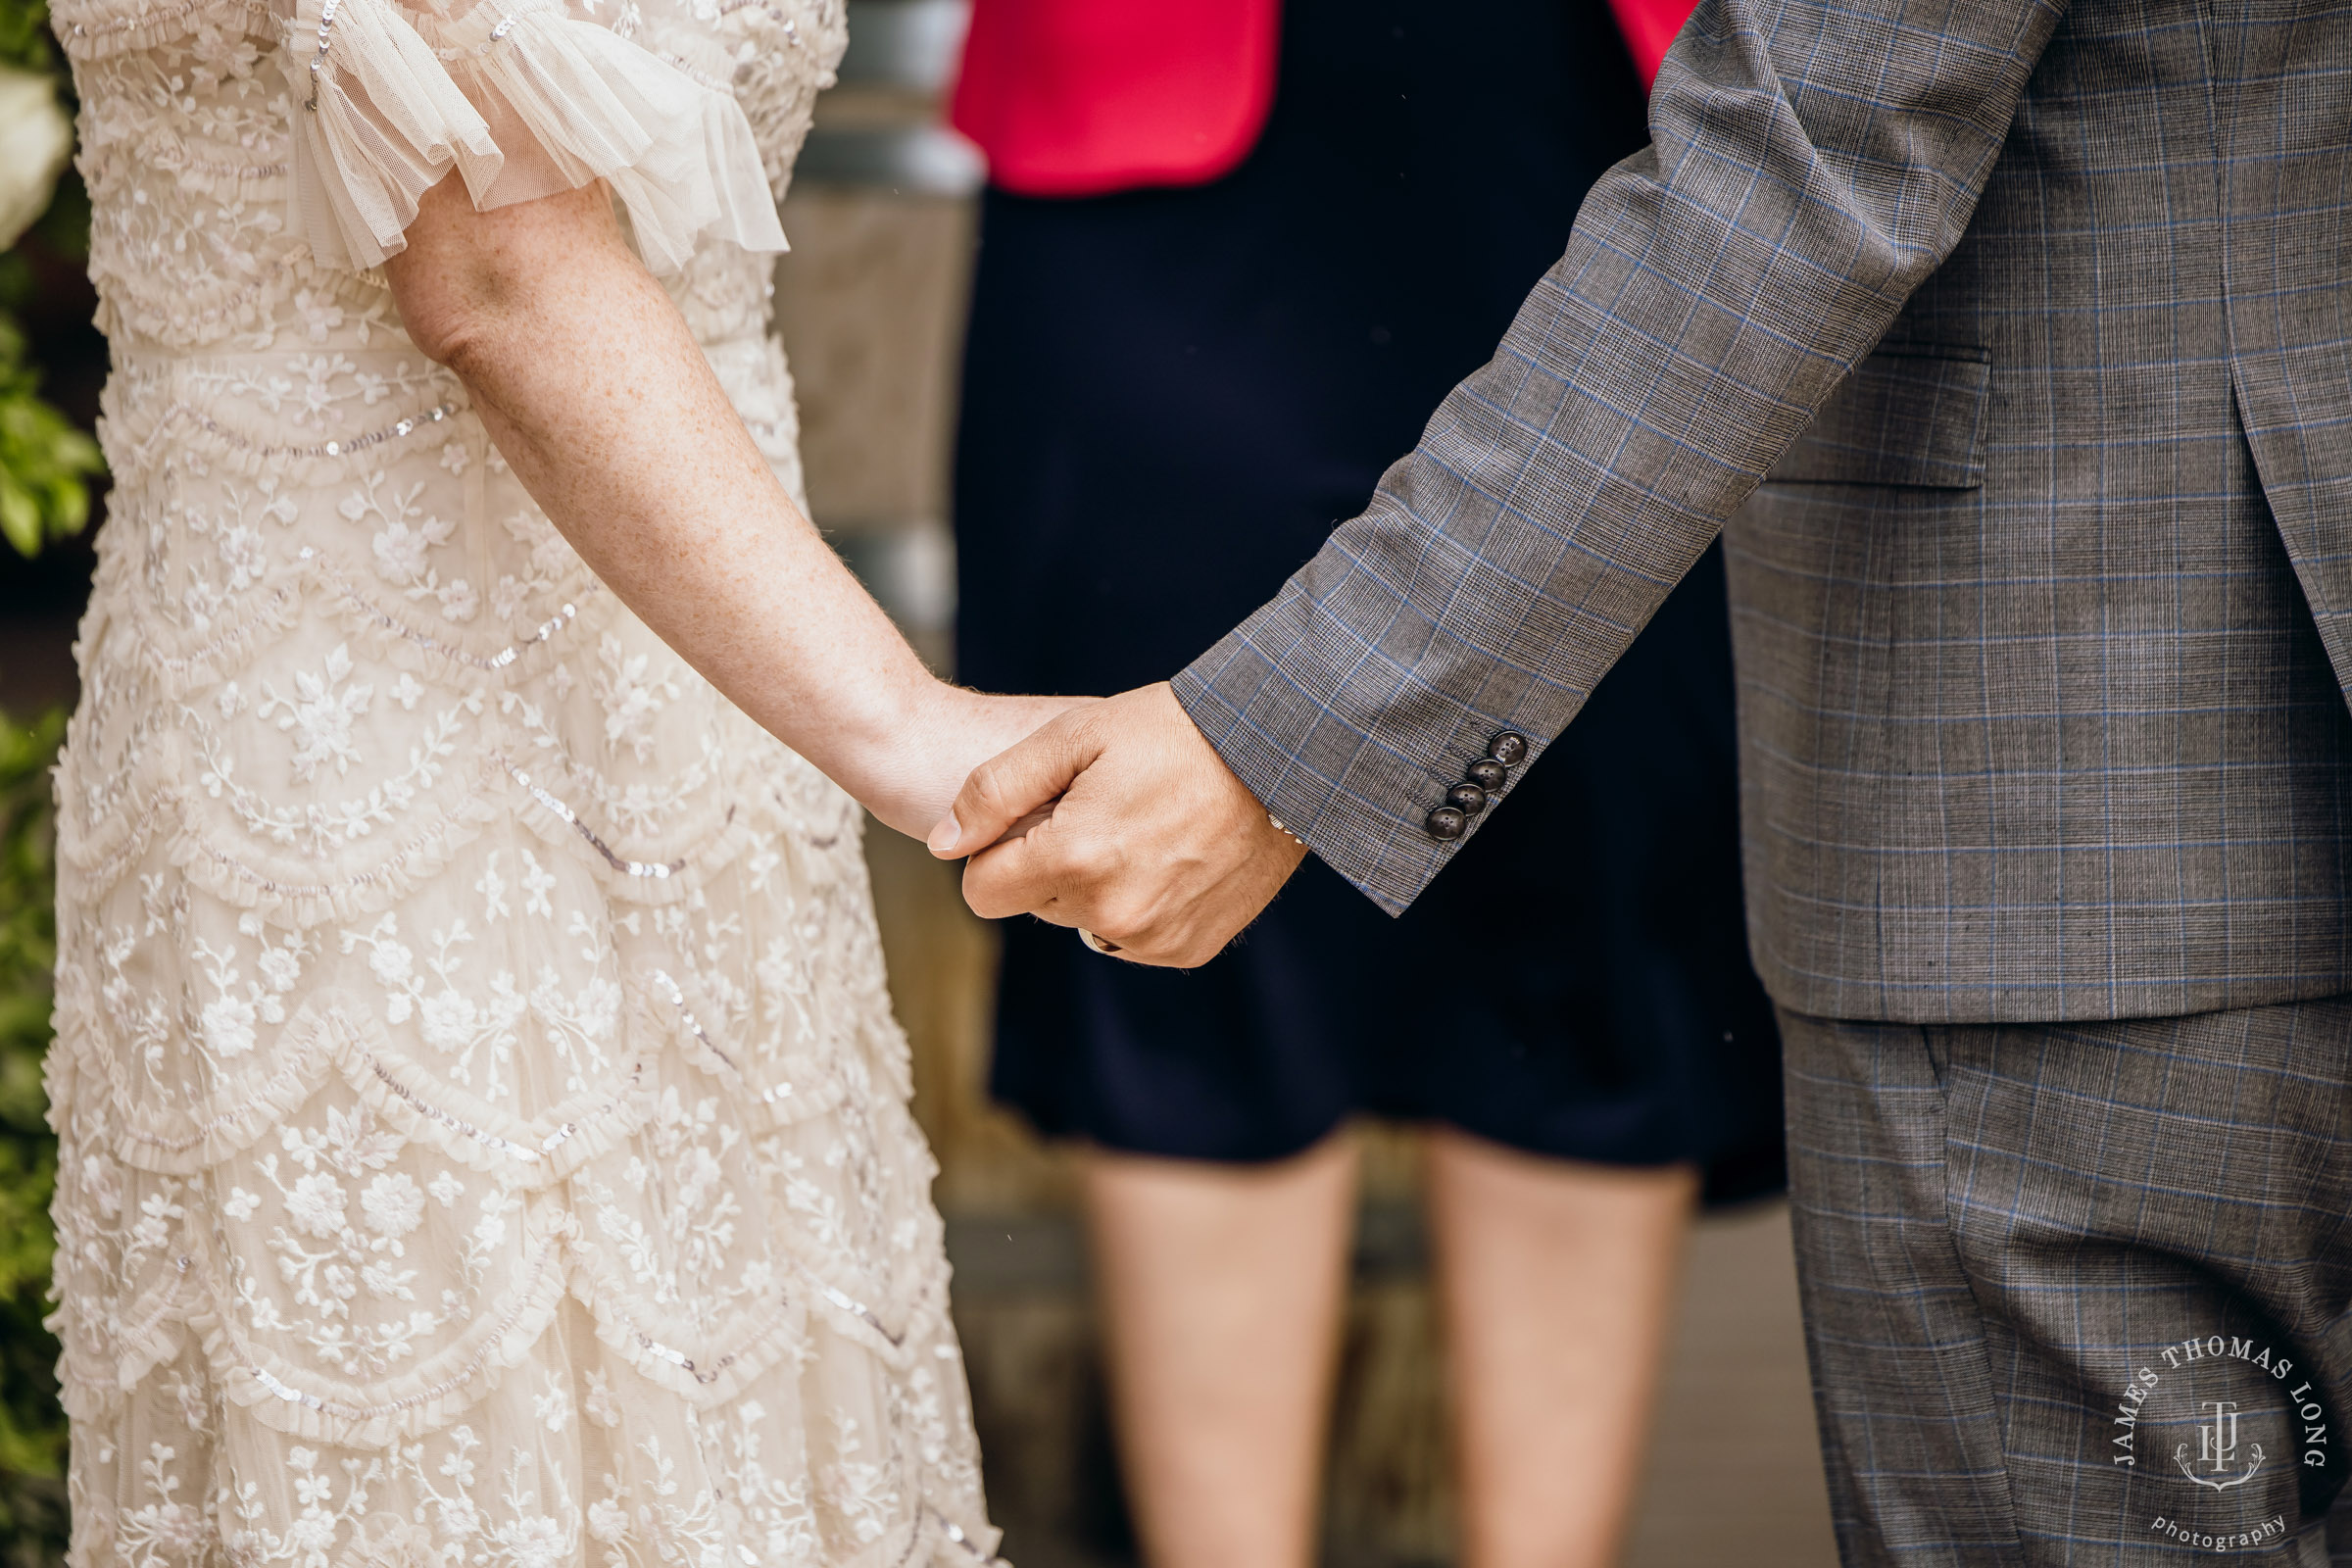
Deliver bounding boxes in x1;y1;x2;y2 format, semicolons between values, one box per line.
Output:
963;763;1014;818
959;858;1018;918
1096;891;1152;939
1058;836;1115;887
1062;700;1108;746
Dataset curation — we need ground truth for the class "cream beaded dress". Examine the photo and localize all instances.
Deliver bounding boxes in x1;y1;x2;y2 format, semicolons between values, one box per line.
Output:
43;0;999;1559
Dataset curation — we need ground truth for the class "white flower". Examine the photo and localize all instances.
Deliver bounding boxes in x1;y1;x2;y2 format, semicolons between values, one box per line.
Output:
201;994;257;1058
435;1496;477;1540
320;1102;401;1172
577;975;621;1043
474;855;509;920
360;1258;415;1298
367;936;413;989
79;1152;122;1218
0;67;72;252
391;672;423;710
285;1511;336;1553
492;575;529;623
216;524;267;589
217;682;245;718
438;1443;476;1488
521;852;557;917
283;1173;347;1239
373;521;428;582
359;1172;423;1238
439;577;478;622
586;1500;629;1544
417;989;477;1052
134;1500;202;1552
427;1170;465;1207
532;1386;569;1432
674;1146;722;1215
257;945;301;993
222;1187;261;1222
593;634;681;760
291;289;345;344
493;1515;566;1568
583;1371;620;1428
257;644;374;781
372;515;453;584
130;1210;170;1252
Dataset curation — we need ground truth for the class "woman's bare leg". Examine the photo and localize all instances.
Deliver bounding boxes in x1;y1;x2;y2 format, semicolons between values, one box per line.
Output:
1082;1135;1359;1568
1427;1128;1698;1568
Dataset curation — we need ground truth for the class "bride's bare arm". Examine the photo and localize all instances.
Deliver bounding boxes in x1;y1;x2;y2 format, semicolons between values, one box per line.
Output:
381;174;1070;840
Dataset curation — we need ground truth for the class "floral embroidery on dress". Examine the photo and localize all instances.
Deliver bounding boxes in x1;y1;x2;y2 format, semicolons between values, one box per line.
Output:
48;0;994;1558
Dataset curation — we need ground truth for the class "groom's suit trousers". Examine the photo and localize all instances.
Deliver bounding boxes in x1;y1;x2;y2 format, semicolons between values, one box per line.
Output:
1783;1003;2352;1564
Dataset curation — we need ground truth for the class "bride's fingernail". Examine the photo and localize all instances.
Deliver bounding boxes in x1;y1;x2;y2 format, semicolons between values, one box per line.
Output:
926;814;960;856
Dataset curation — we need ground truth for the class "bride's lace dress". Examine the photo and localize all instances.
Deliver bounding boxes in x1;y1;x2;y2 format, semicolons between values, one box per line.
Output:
44;0;1000;1559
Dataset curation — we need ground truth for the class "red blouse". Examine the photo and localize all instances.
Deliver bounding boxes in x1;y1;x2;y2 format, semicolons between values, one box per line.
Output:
949;0;1694;200
949;0;1281;198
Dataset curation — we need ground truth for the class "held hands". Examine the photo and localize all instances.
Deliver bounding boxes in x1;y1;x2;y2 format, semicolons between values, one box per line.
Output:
926;683;1308;968
858;687;1095;844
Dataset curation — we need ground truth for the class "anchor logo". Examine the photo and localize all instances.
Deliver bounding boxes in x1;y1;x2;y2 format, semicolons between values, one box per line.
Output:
2177;1400;2266;1491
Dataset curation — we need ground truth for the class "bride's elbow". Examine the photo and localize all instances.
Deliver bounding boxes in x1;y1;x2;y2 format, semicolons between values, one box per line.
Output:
381;182;514;373
392;285;496;377
382;177;625;374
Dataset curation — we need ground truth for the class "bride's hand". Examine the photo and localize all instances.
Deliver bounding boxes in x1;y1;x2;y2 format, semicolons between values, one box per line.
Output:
856;684;1096;843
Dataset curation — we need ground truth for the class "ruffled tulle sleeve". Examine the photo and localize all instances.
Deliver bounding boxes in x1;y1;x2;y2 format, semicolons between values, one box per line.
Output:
279;0;789;272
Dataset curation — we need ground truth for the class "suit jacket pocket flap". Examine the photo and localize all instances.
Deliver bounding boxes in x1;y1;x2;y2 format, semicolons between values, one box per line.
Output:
1767;345;1990;490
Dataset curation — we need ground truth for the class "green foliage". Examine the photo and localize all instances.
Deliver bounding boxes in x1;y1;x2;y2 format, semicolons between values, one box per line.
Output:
0;321;97;560
0;0;102;564
0;171;87;277
0;2;82;1555
0;0;57;75
0;710;65;1568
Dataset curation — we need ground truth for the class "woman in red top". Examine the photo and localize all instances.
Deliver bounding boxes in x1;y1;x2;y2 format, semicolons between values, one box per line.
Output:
951;2;1770;1564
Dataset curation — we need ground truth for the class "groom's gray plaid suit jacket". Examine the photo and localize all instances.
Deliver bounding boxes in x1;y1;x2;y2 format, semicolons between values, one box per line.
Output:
1172;0;2352;1024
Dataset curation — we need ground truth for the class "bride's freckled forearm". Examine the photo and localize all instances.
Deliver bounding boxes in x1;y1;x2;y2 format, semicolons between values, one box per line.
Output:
382;174;959;830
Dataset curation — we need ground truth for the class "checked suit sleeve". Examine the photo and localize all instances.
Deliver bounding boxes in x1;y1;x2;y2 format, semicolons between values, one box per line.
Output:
1171;0;2070;915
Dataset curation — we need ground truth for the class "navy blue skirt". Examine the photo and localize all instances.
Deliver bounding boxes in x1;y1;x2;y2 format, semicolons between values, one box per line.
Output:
953;0;1785;1198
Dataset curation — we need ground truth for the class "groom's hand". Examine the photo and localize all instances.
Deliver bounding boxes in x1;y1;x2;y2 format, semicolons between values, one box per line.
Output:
926;684;1307;967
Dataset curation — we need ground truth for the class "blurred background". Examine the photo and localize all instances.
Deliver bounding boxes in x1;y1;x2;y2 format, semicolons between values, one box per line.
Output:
0;0;1842;1561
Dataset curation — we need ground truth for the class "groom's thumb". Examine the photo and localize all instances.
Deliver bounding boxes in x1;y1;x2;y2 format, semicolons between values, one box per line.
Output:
929;713;1098;858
